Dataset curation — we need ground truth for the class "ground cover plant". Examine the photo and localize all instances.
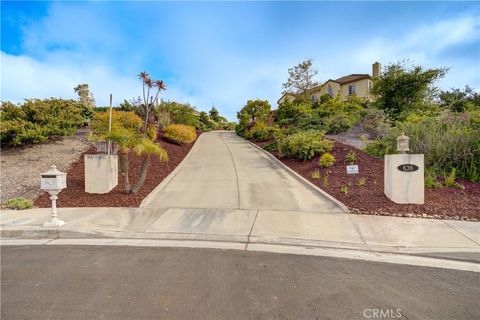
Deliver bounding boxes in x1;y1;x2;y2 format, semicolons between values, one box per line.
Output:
2;197;33;210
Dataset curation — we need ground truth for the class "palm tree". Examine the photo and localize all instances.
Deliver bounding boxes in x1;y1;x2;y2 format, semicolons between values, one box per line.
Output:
131;127;168;193
137;72;166;133
104;127;139;193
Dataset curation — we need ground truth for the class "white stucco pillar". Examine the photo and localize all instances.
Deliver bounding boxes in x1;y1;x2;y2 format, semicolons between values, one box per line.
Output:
384;154;424;204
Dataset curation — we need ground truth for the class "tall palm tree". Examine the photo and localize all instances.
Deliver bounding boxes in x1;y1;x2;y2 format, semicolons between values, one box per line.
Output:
138;72;166;133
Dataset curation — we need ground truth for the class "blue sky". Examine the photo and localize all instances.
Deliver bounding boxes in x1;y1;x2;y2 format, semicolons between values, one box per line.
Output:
1;1;479;120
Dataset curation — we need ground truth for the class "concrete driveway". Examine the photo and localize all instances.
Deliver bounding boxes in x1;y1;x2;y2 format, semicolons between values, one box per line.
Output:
141;131;346;212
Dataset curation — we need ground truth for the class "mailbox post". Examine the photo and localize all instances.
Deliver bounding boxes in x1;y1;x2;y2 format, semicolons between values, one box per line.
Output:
40;165;67;227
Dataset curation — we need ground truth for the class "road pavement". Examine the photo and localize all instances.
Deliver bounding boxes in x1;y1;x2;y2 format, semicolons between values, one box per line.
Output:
2;246;479;320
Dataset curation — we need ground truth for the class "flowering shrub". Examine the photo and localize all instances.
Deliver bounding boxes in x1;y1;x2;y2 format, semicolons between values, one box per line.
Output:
164;124;197;144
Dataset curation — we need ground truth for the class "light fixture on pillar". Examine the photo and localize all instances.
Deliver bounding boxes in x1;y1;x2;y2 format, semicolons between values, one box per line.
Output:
396;133;410;154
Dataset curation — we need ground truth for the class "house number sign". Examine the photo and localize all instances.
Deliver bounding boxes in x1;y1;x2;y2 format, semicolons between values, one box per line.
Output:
397;164;419;172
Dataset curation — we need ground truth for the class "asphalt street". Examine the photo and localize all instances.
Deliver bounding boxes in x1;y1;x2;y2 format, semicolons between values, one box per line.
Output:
2;246;479;320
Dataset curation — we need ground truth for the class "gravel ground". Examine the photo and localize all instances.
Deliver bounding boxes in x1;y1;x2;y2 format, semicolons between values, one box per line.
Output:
0;135;90;202
325;133;370;149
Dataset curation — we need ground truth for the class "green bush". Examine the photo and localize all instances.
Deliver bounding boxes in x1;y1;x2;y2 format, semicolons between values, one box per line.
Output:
443;168;461;189
0;99;93;147
319;152;336;168
425;169;443;189
164;124;197;144
263;141;278;152
244;122;275;141
344;151;357;164
90;110;143;137
323;113;353;134
363;112;480;182
2;197;33;210
278;130;333;160
363;139;394;157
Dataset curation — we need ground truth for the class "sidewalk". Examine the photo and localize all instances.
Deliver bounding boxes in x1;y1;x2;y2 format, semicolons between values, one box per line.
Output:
2;207;479;271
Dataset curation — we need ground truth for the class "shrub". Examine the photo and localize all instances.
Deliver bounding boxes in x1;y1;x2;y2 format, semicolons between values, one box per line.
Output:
425;169;442;189
0;99;93;147
363;139;394;157
344;151;357;164
323;173;330;187
164;124;197;144
443;168;461;189
323;113;352;134
263;141;278;152
357;177;366;186
244;122;275;141
319;152;336;168
311;169;321;179
90;110;143;137
360;108;391;139
364;112;480;182
2;197;33;210
278;130;333;160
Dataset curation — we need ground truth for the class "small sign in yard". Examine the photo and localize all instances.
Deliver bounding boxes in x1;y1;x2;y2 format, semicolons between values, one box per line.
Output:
346;165;359;175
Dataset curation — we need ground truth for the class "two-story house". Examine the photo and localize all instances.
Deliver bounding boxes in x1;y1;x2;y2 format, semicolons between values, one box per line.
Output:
278;62;381;105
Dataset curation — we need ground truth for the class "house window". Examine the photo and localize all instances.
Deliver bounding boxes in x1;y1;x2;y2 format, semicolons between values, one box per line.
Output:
311;95;317;102
348;85;356;95
368;81;372;91
327;85;333;97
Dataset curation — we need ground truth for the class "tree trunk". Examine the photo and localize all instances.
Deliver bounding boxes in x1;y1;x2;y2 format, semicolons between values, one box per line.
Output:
119;152;131;193
132;155;150;193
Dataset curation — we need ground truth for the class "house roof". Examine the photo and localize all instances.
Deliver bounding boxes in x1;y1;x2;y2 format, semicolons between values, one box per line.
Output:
277;92;296;104
334;74;371;84
278;73;372;103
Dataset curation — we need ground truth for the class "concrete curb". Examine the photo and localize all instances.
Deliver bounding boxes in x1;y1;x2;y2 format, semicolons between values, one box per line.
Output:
140;133;202;207
241;136;350;213
2;237;479;272
0;228;101;239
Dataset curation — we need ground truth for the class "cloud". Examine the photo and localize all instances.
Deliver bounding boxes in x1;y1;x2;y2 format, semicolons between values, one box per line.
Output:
0;51;204;109
2;2;478;121
355;15;480;90
357;15;479;61
1;51;141;106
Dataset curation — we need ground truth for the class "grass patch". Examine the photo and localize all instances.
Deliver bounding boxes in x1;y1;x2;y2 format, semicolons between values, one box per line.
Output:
2;197;33;210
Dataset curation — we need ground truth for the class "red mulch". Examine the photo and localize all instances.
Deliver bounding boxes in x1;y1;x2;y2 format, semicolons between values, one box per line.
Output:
34;132;200;207
254;139;480;220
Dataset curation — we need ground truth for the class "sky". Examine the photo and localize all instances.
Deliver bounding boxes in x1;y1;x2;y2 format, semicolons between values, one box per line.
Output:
1;1;479;121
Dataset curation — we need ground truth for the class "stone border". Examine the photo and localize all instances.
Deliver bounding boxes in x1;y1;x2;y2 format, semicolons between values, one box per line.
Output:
241;136;350;213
